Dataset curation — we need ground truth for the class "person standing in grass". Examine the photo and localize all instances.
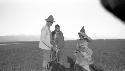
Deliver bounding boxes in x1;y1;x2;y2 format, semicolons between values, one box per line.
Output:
74;26;93;71
39;15;55;71
51;24;64;63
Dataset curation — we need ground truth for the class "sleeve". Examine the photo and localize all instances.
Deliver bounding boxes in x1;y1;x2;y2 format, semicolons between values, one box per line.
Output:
55;31;64;49
86;36;92;42
51;31;55;40
50;31;55;46
40;27;52;48
87;48;93;56
60;31;64;48
84;33;92;42
75;40;80;52
84;47;93;57
88;37;93;41
40;27;45;42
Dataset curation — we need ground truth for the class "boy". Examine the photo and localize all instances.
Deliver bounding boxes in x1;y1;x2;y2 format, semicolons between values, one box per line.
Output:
51;24;64;63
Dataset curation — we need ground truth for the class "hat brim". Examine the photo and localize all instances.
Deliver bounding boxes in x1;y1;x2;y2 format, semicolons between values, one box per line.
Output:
78;32;83;35
45;19;55;22
78;32;81;34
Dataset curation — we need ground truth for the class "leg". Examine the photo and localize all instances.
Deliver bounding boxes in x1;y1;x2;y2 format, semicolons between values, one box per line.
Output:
57;50;60;62
42;49;51;71
51;49;56;61
42;60;49;71
82;65;91;71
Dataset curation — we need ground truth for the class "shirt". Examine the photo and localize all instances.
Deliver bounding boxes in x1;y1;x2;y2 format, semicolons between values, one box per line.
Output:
76;39;93;59
51;31;64;49
39;25;53;50
75;39;93;65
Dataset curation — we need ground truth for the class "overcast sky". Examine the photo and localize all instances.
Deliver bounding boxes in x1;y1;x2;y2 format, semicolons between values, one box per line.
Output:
0;0;125;39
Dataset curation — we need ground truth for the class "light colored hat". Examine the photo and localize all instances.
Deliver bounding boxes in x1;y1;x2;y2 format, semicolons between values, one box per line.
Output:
45;15;55;22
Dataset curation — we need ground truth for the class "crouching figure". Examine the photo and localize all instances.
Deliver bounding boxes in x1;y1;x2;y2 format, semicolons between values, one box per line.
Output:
74;26;93;71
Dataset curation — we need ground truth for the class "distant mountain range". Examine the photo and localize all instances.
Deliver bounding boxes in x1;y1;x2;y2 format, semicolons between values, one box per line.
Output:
0;35;71;42
0;35;40;42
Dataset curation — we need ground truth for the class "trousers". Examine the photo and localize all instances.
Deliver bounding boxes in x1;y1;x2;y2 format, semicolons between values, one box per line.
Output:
42;49;51;71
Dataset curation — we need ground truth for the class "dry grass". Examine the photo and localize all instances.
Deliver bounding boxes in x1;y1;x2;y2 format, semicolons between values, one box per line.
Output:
0;40;125;71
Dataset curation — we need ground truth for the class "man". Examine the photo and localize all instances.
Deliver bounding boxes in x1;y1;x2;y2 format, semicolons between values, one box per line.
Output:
51;24;64;63
39;15;55;71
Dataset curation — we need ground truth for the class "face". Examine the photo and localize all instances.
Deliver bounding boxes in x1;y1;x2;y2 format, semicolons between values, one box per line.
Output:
47;21;53;27
79;35;84;39
55;26;60;32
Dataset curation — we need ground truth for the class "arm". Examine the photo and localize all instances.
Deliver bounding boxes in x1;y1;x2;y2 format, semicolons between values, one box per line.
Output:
54;31;64;49
85;47;93;57
50;31;56;46
75;40;80;53
40;27;52;48
83;33;92;42
60;31;64;48
87;36;93;42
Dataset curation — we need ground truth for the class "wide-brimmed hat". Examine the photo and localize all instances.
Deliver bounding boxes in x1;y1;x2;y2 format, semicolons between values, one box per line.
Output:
45;15;55;22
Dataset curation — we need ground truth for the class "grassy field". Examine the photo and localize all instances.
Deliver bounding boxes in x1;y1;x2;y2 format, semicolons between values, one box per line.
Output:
0;39;125;71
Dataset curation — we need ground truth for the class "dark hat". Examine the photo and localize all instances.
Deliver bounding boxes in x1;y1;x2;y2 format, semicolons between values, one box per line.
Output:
80;26;85;33
45;15;55;22
78;26;87;37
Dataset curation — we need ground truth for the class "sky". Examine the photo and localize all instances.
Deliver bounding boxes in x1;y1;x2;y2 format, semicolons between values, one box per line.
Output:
0;0;125;39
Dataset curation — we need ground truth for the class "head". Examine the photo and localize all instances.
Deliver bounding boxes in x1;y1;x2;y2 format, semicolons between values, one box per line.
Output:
55;24;60;32
79;34;85;40
46;21;53;27
79;34;90;42
45;15;55;27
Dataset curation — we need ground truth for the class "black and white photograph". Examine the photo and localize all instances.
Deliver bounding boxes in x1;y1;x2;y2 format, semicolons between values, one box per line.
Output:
0;0;125;71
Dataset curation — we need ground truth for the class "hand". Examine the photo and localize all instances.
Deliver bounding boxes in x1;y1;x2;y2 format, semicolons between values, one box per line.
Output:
50;40;55;45
57;48;60;52
52;47;57;51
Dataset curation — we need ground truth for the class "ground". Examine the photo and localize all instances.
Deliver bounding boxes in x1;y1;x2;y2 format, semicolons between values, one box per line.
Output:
0;39;125;71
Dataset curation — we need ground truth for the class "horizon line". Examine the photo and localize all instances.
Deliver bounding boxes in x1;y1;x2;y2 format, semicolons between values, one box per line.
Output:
0;35;125;40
